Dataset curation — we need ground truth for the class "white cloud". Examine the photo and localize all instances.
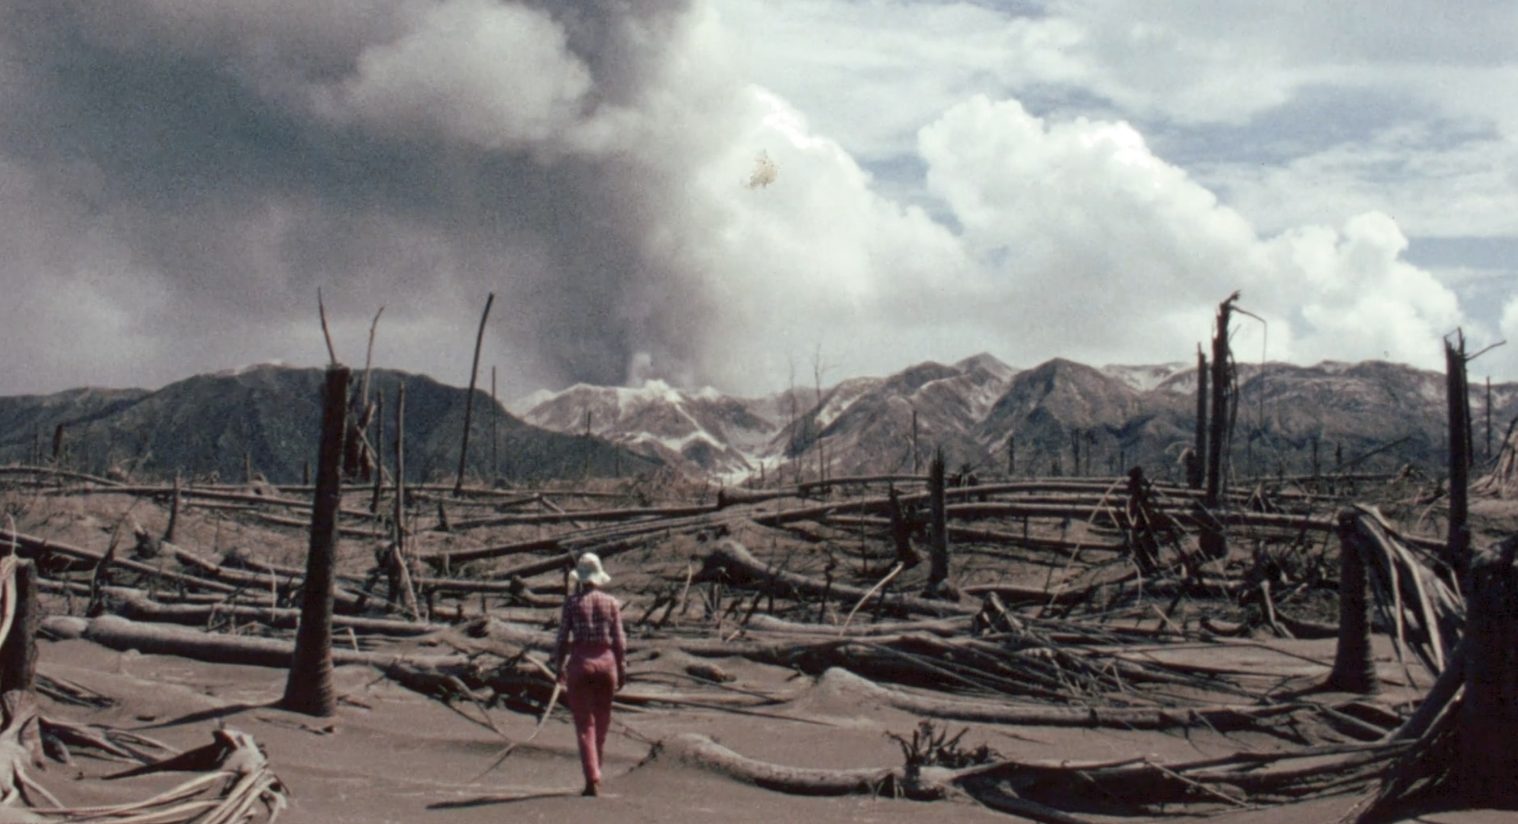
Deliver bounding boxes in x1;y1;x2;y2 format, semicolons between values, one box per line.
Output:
2;0;1511;399
912;96;1464;371
317;0;593;150
1195;125;1518;239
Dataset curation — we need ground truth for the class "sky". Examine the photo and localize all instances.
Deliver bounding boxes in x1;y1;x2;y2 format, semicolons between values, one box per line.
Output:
2;0;1516;401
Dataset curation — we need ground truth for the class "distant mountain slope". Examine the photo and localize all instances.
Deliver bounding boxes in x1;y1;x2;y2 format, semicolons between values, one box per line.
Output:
520;380;775;476
519;353;1518;484
771;355;1017;477
0;387;149;462
0;365;657;483
10;355;1515;486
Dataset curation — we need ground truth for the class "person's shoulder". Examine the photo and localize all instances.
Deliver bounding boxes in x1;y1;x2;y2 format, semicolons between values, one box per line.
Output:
592;590;623;609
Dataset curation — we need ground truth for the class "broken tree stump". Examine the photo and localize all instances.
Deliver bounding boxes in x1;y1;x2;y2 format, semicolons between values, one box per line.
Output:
1326;511;1377;694
283;364;348;717
925;450;951;596
163;473;182;544
1458;541;1518;806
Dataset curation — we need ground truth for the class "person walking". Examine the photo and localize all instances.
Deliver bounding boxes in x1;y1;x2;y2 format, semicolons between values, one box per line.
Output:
552;552;627;797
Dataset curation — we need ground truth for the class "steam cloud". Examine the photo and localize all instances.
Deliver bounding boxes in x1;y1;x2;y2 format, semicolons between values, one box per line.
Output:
0;0;1490;397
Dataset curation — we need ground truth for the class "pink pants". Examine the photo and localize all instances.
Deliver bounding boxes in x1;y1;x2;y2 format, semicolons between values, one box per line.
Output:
566;645;617;785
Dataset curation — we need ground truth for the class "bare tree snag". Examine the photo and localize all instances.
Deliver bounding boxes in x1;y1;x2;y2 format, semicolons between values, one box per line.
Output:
1326;511;1377;694
360;305;384;405
887;488;921;568
911;410;919;474
1458;542;1518;806
490;365;499;483
582;410;592;480
50;423;64;467
1201;292;1238;559
1445;332;1471;581
282;365;349;717
1006;434;1015;477
0;560;38;693
390;384;421;620
454;292;495;495
1191;345;1207;489
926;450;950;594
163;474;182;544
1486;375;1493;461
317;287;338;366
370;392;385;514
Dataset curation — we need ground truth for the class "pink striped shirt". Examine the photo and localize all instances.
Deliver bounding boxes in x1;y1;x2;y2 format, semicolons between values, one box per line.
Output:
554;589;627;669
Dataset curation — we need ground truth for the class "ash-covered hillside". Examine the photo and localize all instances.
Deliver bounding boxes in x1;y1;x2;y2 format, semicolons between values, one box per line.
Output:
0;365;658;483
518;380;773;477
521;354;1518;483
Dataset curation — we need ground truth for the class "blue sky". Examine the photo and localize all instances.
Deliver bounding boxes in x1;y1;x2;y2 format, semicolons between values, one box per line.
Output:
1;0;1514;396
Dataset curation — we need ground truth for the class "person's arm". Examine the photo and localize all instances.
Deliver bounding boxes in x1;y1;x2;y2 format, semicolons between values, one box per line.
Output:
611;597;628;690
552;599;572;683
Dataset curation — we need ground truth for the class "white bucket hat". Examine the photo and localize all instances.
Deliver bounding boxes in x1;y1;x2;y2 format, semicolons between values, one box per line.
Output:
574;552;611;586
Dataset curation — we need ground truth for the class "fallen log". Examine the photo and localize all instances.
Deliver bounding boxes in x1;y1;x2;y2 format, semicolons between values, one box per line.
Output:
814;668;1302;731
106;589;439;637
41;614;464;670
702;540;971;618
2;529;238;595
443;503;721;531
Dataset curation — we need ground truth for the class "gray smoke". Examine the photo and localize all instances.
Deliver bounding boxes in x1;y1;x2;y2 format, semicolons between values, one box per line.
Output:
0;0;730;393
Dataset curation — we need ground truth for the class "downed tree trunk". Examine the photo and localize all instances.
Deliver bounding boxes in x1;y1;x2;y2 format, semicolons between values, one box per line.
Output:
701;540;970;617
42;615;464;671
814;667;1309;731
106;588;439;637
0;529;239;595
656;730;1408;822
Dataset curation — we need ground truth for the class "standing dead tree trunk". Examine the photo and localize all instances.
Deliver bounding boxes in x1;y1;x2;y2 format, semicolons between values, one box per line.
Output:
1458;540;1518;806
282;365;349;717
1190;346;1207;489
391;384;421;620
1326;511;1377;694
454;292;495;496
1200;292;1238;559
911;410;919;475
925;450;951;597
1445;332;1471;582
491;366;499;484
370;392;385;514
1485;376;1493;461
887;488;921;568
163;474;182;544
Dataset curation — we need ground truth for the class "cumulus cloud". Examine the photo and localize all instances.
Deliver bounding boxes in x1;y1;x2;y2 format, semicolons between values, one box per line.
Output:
0;0;1500;402
318;0;595;150
916;96;1465;370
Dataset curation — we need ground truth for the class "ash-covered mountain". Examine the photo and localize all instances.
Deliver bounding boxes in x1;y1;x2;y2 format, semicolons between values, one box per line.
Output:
8;355;1509;487
0;365;658;483
520;354;1518;484
517;380;774;477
